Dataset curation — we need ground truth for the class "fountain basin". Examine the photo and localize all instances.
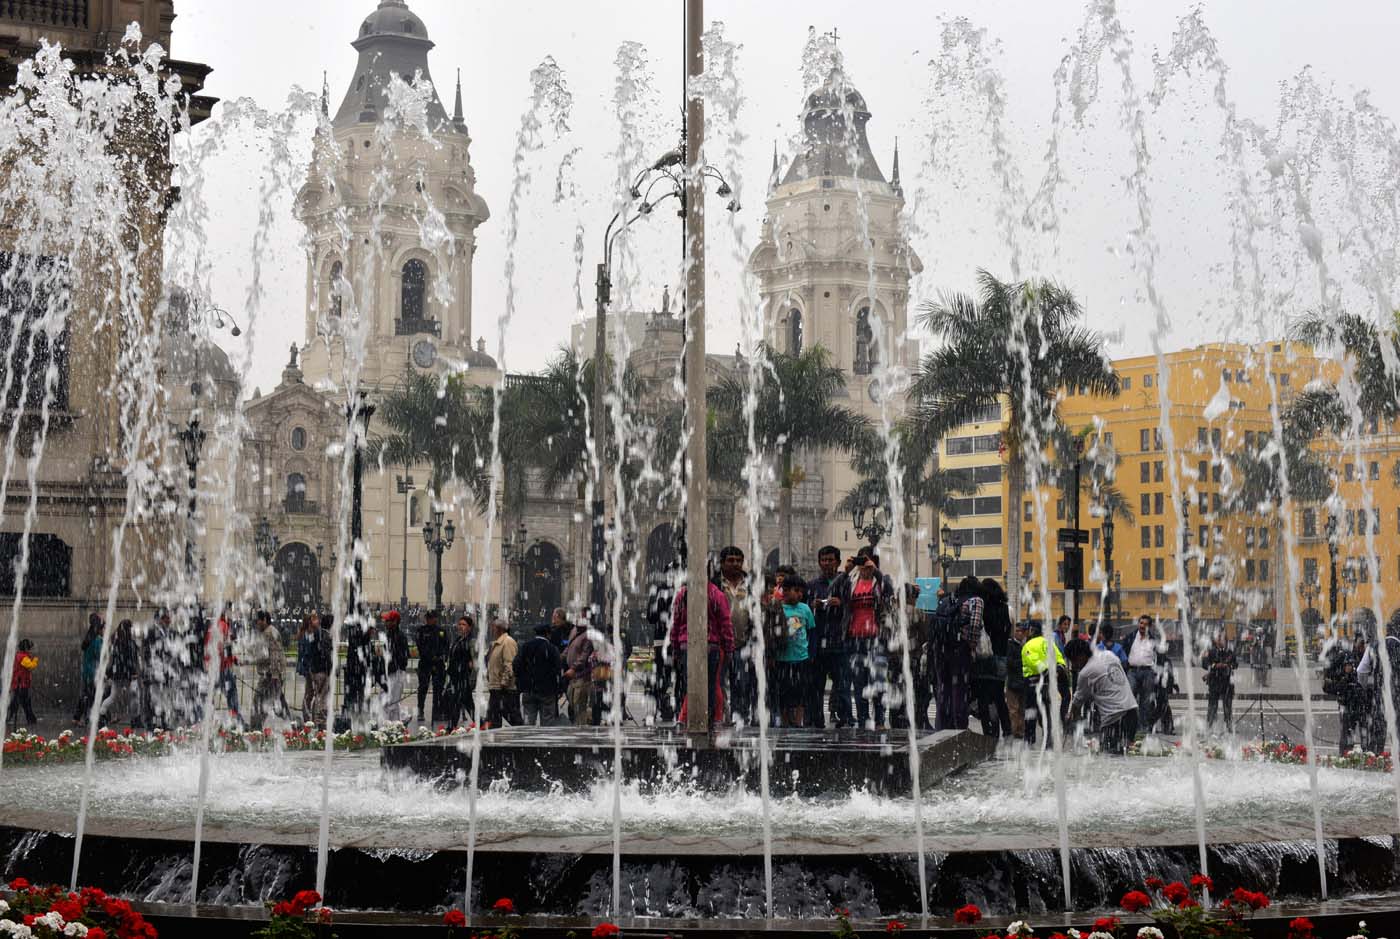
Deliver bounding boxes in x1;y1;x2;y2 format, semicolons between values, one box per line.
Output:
379;726;998;796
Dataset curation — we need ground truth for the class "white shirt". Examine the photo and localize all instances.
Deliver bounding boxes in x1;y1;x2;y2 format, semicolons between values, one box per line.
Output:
1127;630;1156;668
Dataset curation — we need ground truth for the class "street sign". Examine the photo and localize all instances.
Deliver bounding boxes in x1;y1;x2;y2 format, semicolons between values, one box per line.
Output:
1061;546;1084;590
1057;527;1089;550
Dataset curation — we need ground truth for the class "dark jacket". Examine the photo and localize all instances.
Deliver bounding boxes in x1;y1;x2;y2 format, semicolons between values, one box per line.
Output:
1202;644;1237;691
446;633;475;693
1006;636;1027;690
834;570;894;641
417;620;450;664
107;631;139;682
515;634;563;696
809;572;846;652
386;627;410;675
298;629;332;675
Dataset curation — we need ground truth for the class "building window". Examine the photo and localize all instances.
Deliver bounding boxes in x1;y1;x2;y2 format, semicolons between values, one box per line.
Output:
286;473;307;512
1154;461;1163;482
1303;557;1318;585
1023;500;1032;522
1144;373;1154;388
1154;525;1164;548
1259;527;1269;550
1154;492;1164;515
0;533;70;597
1245;528;1255;549
1140;493;1151;516
400;258;428;322
949;527;1002;546
1279;372;1290;386
1024;531;1032;552
1056;499;1065;521
1153;428;1163;451
1198;491;1209;513
945;433;1001;455
1374;508;1382;535
947;496;1003;516
291;427;307;451
1197;427;1208;448
787;308;803;355
327;260;344;317
1245;559;1255;581
1154;557;1164;580
1123;377;1131;390
1222;368;1232;383
1212;463;1222;483
1139;428;1150;452
1344;462;1355;481
1371;461;1381;481
1141;526;1151;549
1141;558;1151;580
1198;525;1208;549
1197;459;1208;482
1245;430;1255;451
1024;562;1033;579
1303;508;1317;538
975;559;1003;577
1140;462;1150;484
1212;492;1221;512
1260;559;1270;580
1210;428;1221;449
853;307;875;374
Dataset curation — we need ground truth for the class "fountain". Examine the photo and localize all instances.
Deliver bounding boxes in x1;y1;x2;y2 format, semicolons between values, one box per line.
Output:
0;0;1397;934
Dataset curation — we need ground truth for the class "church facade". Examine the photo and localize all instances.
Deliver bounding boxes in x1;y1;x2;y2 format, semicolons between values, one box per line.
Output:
237;1;921;632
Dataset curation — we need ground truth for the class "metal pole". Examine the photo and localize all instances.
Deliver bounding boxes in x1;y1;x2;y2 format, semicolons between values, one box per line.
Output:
400;475;411;610
1071;456;1081;626
591;262;609;630
683;0;709;736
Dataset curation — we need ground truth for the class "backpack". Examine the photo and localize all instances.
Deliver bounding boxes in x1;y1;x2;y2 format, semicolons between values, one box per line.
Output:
928;595;959;648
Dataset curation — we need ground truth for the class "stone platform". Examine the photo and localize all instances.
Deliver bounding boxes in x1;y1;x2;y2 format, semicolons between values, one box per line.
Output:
379;726;997;797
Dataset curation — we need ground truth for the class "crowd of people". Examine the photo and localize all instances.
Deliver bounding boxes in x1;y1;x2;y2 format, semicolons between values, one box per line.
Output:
17;558;1399;757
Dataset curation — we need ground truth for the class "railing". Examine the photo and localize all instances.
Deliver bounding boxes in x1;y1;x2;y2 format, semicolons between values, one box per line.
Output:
283;498;321;516
394;318;440;338
0;0;89;29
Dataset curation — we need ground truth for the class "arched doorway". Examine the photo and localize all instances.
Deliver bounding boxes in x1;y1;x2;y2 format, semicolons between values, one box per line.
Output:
645;523;676;577
276;542;320;613
520;541;562;623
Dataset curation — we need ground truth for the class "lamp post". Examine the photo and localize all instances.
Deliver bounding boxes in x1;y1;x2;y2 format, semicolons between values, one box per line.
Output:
1341;560;1358;634
1325;511;1339;626
315;542;325;610
851;490;890;549
1102;514;1116;627
396;474;415;610
502;522;529;622
347;392;375;627
591;145;738;640
1297;576;1319;630
422;509;455;617
929;522;959;584
176;390;206;586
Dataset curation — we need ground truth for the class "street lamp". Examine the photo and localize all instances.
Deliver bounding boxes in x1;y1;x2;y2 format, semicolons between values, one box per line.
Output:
590;146;739;634
929;522;959;584
851;489;890;549
1102;514;1116;626
396;474;415;610
254;515;278;564
1341;560;1358;632
315;542;325;610
502;522;530;622
176;394;206;584
346;391;375;627
1324;509;1339;627
422;509;455;617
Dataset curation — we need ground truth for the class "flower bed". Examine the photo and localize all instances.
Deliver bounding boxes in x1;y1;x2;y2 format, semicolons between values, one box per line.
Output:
1;877;158;938
1;723;471;767
1119;737;1392;774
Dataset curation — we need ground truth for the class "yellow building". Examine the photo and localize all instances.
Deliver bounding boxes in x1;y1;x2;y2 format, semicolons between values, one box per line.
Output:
1017;341;1332;637
936;401;1012;584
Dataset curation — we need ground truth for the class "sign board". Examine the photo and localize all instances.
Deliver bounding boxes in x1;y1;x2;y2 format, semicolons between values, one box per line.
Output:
915;577;942;612
1061;546;1084;590
1057;527;1089;550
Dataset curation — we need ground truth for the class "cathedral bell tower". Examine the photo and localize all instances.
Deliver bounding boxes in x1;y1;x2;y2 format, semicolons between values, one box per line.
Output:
748;65;922;554
295;0;492;389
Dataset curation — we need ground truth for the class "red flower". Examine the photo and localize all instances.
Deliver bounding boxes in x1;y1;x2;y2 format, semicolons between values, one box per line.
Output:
1288;917;1315;939
954;904;983;925
1190;873;1214;892
272;901;295;917
1144;876;1163;889
1178;898;1200;910
1049;934;1070;939
1093;916;1121;932
492;898;516;914
8;877;30;890
592;924;621;938
1162;881;1190;904
315;908;333;925
1230;887;1269;910
886;921;908;934
51;898;85;922
1120;890;1151;912
87;929;107;939
443;909;466;927
290;889;322;914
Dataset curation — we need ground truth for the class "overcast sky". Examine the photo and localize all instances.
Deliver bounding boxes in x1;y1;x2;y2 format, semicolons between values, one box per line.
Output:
171;1;1400;396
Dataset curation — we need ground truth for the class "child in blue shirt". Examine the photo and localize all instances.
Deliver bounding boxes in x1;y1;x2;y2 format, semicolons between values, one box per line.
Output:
779;575;816;726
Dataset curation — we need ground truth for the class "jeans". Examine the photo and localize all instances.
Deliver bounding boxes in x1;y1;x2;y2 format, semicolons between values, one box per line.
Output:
975;675;1010;739
567;678;592;725
1128;666;1157;730
6;688;34;725
1023;670;1070;745
487;689;520;728
730;644;757;726
417;659;446;721
849;639;887;728
304;672;329;725
933;644;972;731
1206;685;1234;732
675;644;723;727
651;642;674;722
1101;710;1138;754
521;691;559;725
808;648;848;728
220;668;239;718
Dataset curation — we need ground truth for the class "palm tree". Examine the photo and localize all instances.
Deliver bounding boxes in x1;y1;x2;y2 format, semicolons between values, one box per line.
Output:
1292;310;1400;424
710;343;872;564
908;271;1121;608
836;422;980;543
371;371;493;506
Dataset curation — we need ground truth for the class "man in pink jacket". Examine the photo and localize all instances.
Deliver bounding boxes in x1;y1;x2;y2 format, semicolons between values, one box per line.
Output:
670;580;734;728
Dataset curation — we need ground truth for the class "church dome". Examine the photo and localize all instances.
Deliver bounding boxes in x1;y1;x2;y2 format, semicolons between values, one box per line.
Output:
358;0;428;42
782;67;886;186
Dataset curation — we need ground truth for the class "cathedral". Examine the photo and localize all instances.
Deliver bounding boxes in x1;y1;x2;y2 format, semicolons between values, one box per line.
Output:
234;0;921;635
